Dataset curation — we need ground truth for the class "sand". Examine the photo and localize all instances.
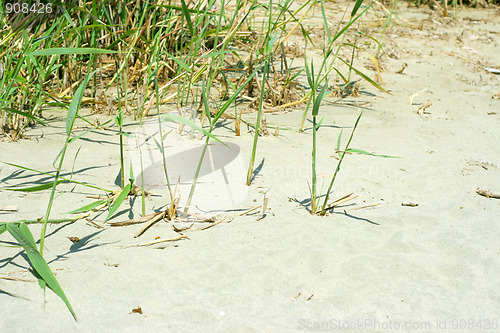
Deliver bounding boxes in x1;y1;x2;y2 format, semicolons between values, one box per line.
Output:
1;3;499;332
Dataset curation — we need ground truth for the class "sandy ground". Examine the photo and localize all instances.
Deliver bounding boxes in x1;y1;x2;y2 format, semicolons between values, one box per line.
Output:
1;3;499;332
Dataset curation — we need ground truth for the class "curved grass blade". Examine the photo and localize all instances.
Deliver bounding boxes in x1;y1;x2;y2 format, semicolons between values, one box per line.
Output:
338;57;389;94
67;69;99;136
162;114;223;144
333;0;374;42
180;0;194;36
1;161;112;192
67;199;108;214
104;183;132;223
5;180;67;192
1;107;47;126
7;222;77;320
345;148;400;158
322;112;363;213
312;82;329;117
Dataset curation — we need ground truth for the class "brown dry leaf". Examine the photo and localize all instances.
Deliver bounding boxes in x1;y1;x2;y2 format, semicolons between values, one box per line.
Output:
0;205;18;212
131;306;142;314
476;188;500;199
134;212;166;238
109;212;163;226
396;63;408;74
417;102;432;115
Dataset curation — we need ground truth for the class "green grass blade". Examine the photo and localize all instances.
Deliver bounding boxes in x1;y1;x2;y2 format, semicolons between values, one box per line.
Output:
104;183;132;223
337;129;343;158
1;107;48;126
5;180;67;192
180;0;194;36
7;222;77;320
165;51;193;73
162;114;223;144
1;161;112;192
67;69;99;136
312;82;329;117
211;65;260;124
27;48;122;56
66;199;108;214
201;79;211;123
351;0;364;17
333;0;374;42
345;148;400;158
338;57;389;94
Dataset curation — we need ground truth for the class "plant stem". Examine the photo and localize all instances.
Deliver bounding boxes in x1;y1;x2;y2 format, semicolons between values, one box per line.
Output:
321;112;363;214
311;115;317;214
246;62;268;185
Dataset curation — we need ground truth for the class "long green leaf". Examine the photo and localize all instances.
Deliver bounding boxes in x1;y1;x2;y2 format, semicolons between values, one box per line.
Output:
1;161;112;192
338;57;389;94
5;180;67;192
165;51;193;73
337;129;343;158
1;107;47;126
104;183;132;223
7;222;77;320
333;0;374;42
27;48;122;56
162;114;224;144
66;69;99;135
345;148;400;158
180;0;194;36
312;83;329;117
351;0;364;17
66;199;108;214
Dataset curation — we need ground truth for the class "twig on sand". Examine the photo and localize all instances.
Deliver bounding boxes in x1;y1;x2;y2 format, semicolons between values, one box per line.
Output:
86;218;104;229
350;202;382;210
476;188;500;199
134;212;167;238
122;234;188;248
238;205;262;216
109;212;164;226
323;193;357;212
0;205;18;212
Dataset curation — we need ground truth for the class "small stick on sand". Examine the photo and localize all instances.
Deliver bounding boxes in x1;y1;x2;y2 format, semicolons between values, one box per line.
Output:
0;205;18;212
323;193;357;212
86;218;104;229
134;212;167;238
238;205;262;216
123;234;188;248
476;188;500;199
109;212;164;226
350;202;383;210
